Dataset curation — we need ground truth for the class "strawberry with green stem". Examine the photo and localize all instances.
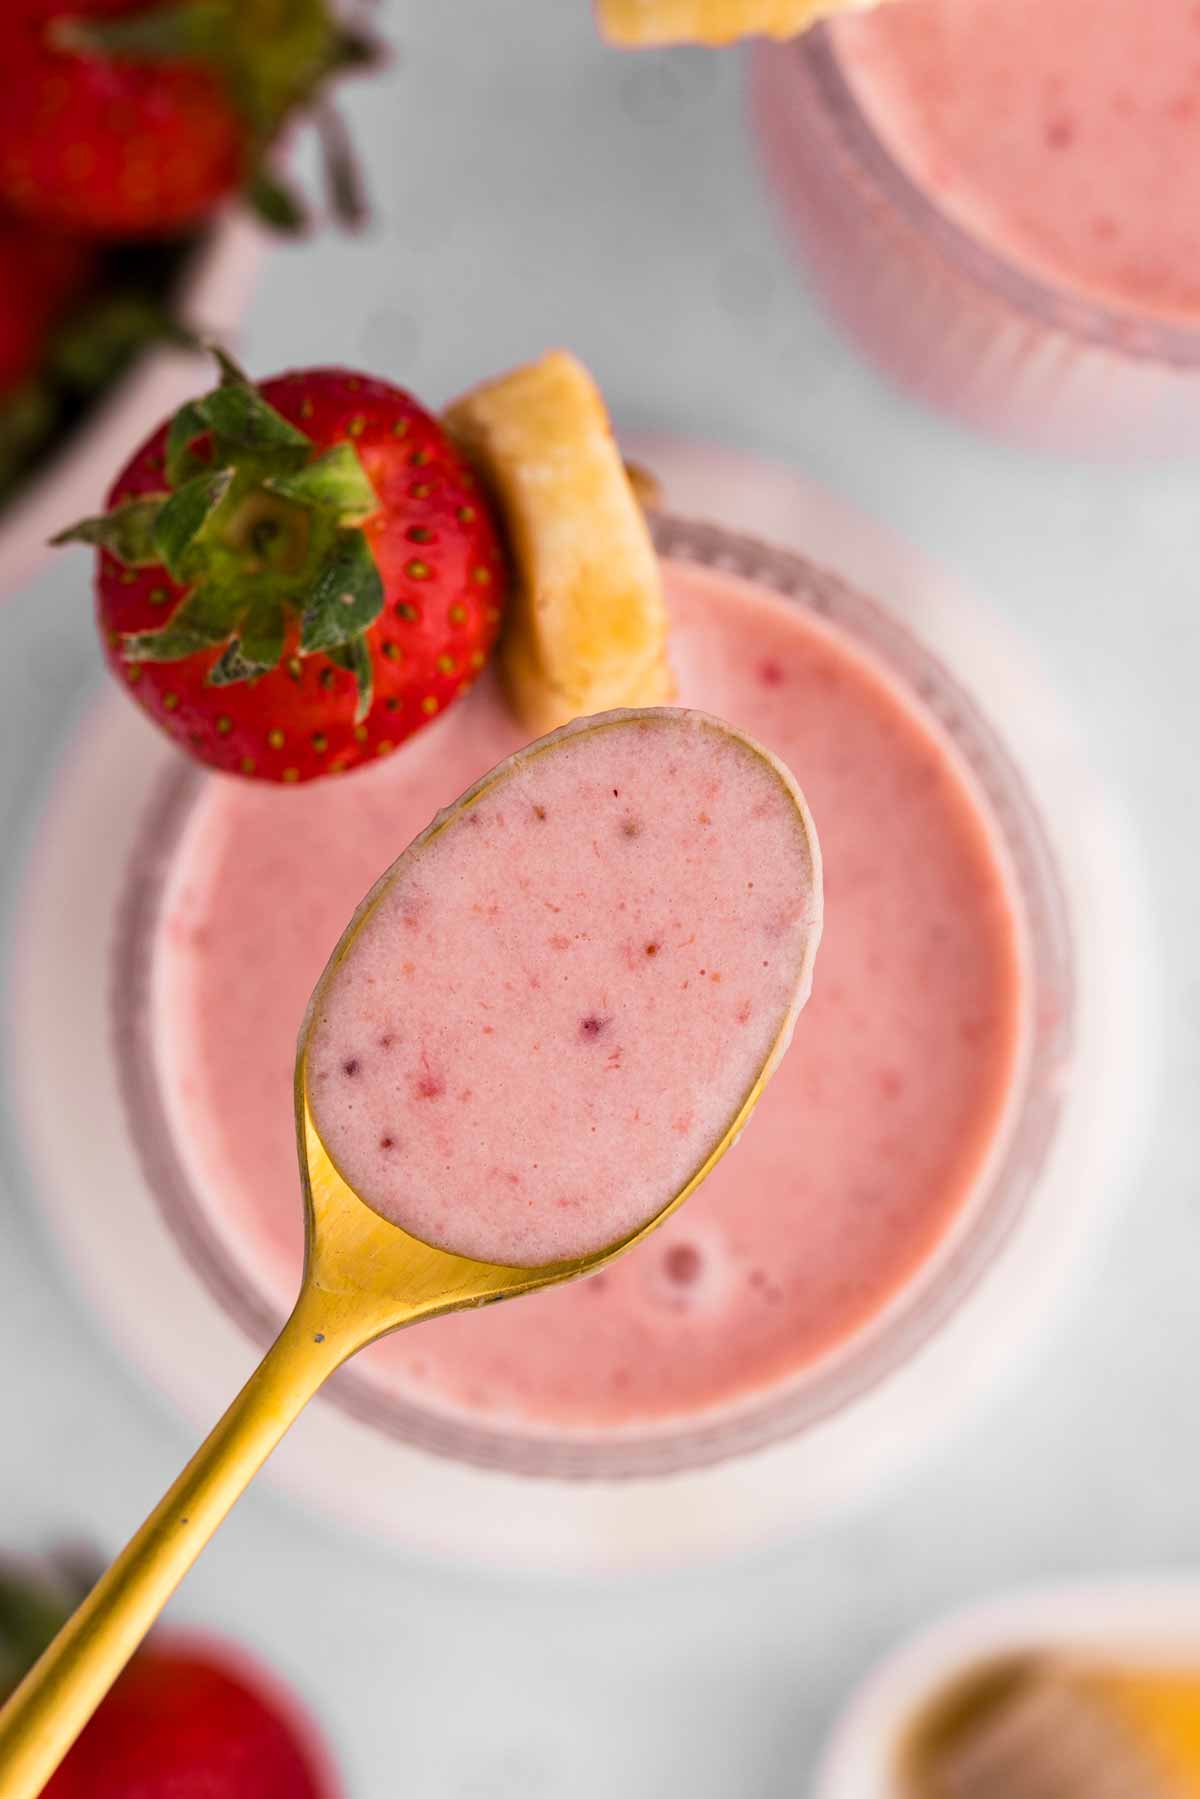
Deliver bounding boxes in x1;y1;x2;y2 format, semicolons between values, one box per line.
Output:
56;349;507;782
0;1558;339;1797
0;0;380;238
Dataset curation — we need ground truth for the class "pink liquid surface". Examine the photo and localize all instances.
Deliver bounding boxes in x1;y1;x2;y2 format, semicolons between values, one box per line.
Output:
830;0;1200;322
157;564;1023;1432
304;710;820;1266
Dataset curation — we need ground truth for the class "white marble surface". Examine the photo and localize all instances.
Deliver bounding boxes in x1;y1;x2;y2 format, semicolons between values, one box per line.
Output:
2;3;1199;1793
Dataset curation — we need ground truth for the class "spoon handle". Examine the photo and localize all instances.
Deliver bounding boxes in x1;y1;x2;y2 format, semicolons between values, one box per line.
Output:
0;1284;350;1798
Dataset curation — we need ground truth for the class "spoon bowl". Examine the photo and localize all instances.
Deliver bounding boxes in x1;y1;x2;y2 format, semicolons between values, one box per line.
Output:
0;706;821;1798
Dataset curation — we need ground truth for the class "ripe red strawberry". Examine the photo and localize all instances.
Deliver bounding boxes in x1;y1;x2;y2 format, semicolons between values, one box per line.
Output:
0;0;376;238
0;1563;338;1798
55;351;507;781
44;1642;339;1799
0;213;94;398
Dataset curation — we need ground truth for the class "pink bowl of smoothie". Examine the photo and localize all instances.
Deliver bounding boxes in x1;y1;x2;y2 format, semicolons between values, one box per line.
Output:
752;0;1200;455
111;515;1072;1479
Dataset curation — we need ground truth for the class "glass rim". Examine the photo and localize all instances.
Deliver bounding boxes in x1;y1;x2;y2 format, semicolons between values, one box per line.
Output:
112;512;1075;1481
779;27;1200;367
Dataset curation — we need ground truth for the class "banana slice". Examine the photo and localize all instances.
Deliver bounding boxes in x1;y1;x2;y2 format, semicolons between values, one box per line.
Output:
445;351;673;736
597;0;885;46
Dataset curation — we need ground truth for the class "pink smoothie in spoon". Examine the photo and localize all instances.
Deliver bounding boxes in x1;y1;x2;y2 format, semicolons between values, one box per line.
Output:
155;561;1024;1432
302;709;821;1267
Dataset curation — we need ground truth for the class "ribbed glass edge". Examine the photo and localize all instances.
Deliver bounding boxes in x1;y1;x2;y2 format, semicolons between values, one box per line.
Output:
782;29;1200;369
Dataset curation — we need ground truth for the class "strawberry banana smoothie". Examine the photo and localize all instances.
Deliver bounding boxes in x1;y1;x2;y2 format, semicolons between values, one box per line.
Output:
155;561;1023;1433
829;0;1200;322
753;0;1200;449
303;710;821;1267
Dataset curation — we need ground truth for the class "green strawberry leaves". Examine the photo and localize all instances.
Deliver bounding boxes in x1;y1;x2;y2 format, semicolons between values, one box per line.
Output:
54;462;235;585
0;1557;108;1701
51;496;166;565
48;2;227;62
202;376;310;458
248;167;309;234
165;347;311;473
208;597;287;684
50;294;197;390
325;635;374;722
122;580;238;663
55;347;386;711
301;532;383;720
209;640;272;686
239;598;288;670
300;532;383;653
265;443;376;517
0;1567;76;1701
152;467;235;578
165;398;212;487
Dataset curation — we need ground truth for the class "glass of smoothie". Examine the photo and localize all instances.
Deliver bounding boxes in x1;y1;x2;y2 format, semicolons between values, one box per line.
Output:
110;511;1073;1480
751;0;1200;455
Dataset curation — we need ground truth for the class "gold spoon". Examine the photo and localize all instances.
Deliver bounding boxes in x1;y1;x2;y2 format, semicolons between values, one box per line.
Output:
0;707;821;1797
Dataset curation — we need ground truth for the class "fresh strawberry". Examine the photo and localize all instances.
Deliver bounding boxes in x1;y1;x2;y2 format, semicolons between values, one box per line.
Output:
55;351;507;781
44;1643;339;1799
0;213;94;398
0;1562;339;1798
0;0;377;238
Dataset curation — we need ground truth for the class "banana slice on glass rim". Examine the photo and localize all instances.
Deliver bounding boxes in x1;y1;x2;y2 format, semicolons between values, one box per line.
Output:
445;350;674;737
596;0;888;48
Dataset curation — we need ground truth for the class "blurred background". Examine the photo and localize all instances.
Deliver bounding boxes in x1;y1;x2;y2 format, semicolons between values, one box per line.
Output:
2;1;1199;1793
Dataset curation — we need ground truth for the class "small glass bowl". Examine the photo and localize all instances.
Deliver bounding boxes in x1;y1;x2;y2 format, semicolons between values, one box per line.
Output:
112;514;1074;1479
751;30;1200;456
